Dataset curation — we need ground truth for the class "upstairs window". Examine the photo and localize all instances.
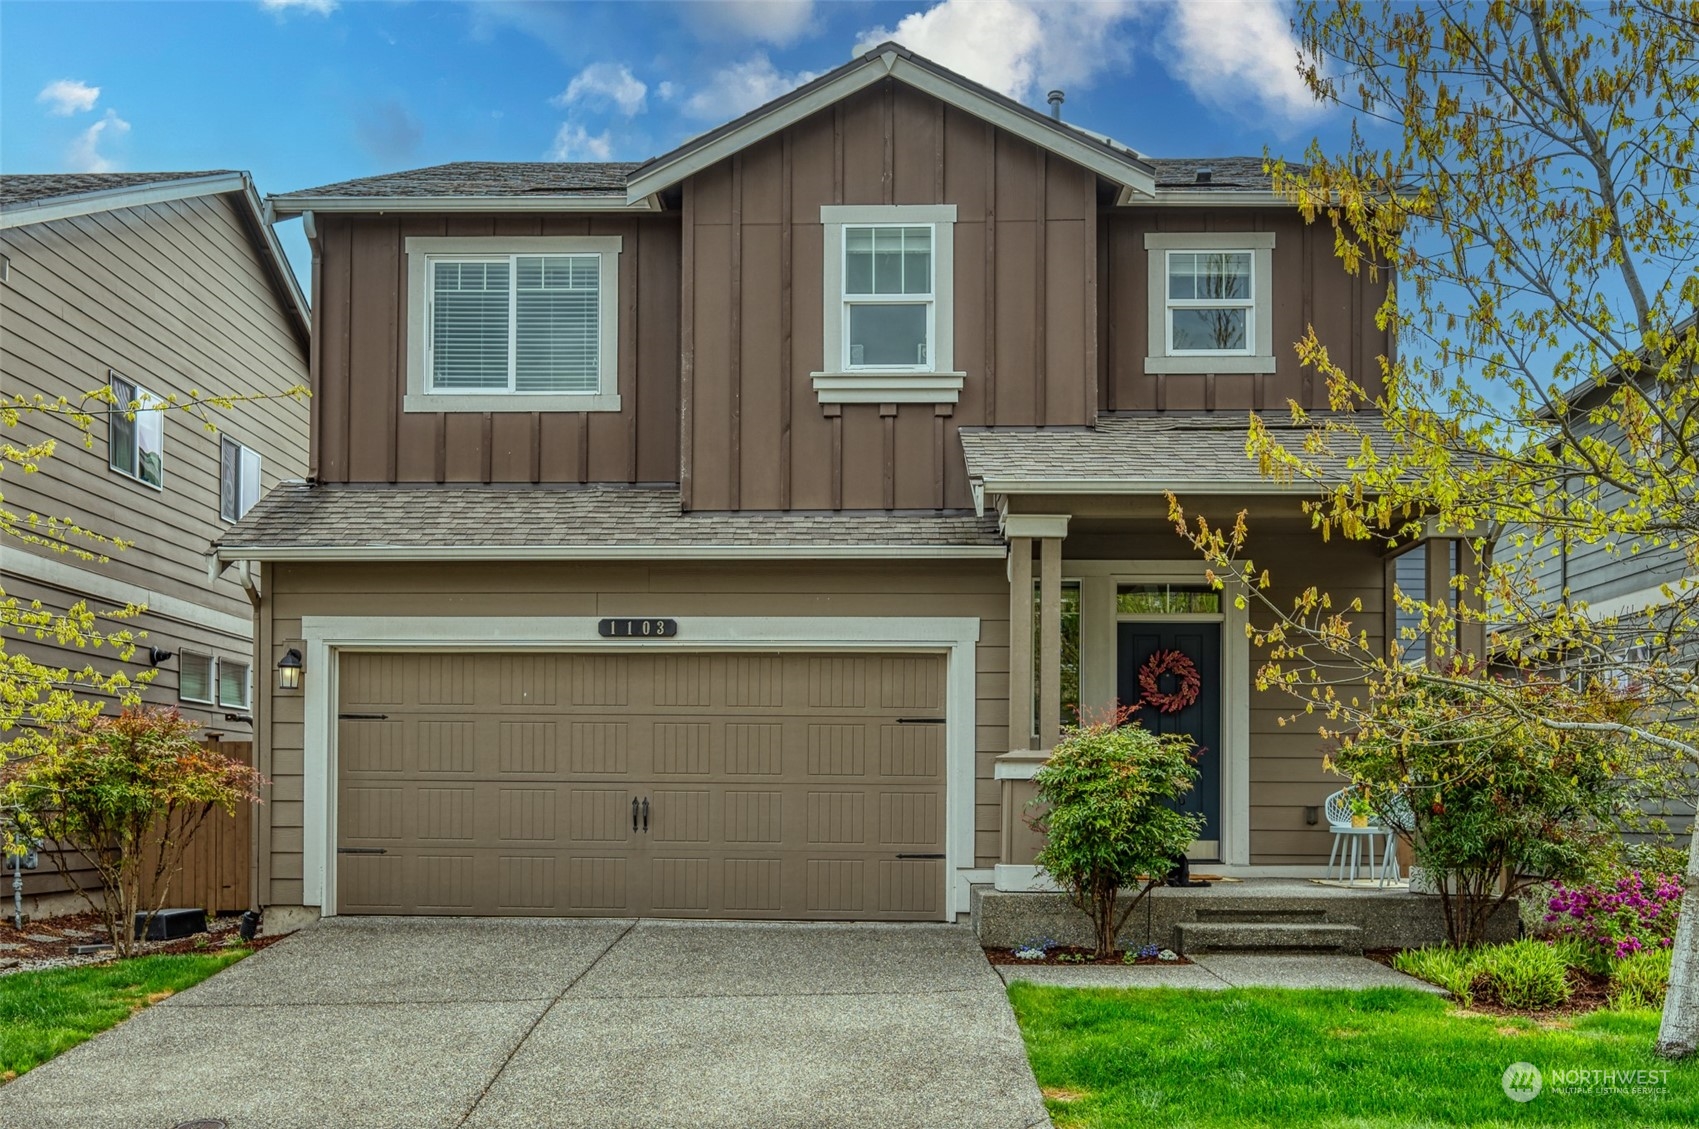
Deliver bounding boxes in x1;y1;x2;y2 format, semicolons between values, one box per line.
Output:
843;225;933;369
1166;251;1253;354
1143;232;1276;375
220;437;262;522
813;204;962;405
108;372;164;488
404;236;622;413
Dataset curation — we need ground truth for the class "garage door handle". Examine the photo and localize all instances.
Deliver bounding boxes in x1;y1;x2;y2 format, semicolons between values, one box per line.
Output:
632;797;640;832
337;847;388;855
896;853;945;859
641;797;649;832
895;718;945;725
339;713;390;721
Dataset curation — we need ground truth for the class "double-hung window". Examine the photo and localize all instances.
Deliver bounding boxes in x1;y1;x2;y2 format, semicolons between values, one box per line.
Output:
220;437;262;522
843;225;933;369
108;372;164;488
1166;251;1254;355
404;237;622;412
814;204;962;405
1143;232;1276;375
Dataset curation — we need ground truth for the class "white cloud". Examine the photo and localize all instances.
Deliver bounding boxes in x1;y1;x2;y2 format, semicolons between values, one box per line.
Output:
553;62;648;118
682;0;816;48
856;0;1143;103
656;81;678;102
37;79;100;116
67;110;130;173
681;54;820;121
1160;0;1320;126
260;0;339;14
548;122;613;161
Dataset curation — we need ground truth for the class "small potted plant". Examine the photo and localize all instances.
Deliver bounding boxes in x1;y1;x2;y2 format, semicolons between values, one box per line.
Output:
1350;790;1373;828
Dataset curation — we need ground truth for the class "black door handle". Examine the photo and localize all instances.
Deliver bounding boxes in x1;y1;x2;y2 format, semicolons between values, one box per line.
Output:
632;796;639;832
641;797;650;832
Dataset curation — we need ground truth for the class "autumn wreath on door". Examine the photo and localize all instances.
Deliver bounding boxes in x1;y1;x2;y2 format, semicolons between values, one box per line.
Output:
1137;649;1202;714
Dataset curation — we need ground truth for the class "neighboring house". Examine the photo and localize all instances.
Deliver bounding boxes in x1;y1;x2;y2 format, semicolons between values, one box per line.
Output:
217;43;1471;924
1;171;310;906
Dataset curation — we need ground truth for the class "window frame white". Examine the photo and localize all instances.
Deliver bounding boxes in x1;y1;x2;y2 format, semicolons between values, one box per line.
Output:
219;436;262;524
179;651;215;705
403;236;622;413
1163;249;1257;358
107;371;165;490
840;222;937;373
814;204;964;405
1143;232;1276;375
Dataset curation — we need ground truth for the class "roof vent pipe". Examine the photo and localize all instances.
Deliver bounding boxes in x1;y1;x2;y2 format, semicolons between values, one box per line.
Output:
1047;90;1065;120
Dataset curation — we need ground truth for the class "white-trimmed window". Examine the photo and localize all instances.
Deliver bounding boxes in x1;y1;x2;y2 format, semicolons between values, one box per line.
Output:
1144;232;1275;375
179;652;214;705
404;236;622;413
218;658;251;710
813;204;963;405
220;437;262;523
108;372;165;488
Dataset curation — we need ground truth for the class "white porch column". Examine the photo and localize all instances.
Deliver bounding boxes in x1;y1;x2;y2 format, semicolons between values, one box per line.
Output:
1003;514;1070;751
1008;537;1034;751
1038;536;1062;750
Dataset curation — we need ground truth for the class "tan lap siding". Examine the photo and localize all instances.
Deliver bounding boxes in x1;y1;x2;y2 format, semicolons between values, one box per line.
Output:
257;560;1008;907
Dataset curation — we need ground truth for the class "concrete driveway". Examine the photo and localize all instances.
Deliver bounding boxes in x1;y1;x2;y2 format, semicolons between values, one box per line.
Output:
4;918;1051;1129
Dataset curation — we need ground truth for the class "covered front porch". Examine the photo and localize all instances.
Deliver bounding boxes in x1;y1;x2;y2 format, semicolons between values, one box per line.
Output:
960;416;1485;903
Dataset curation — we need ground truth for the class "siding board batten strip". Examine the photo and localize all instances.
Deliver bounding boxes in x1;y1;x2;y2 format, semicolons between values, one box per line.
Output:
934;407;947;510
680;186;696;510
882;82;895;205
626;223;640;483
882;404;896;510
780;131;793;509
307;215;323;481
1034;150;1046;427
1302;223;1315;408
531;413;542;484
482;413;494;484
577;413;590;482
730;155;743;510
1084;174;1098;424
984;123;997;427
831;105;844;512
831;410;844;511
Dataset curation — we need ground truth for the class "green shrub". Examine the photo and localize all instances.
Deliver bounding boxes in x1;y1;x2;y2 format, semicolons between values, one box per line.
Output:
1609;947;1673;1010
1029;707;1202;958
1473;938;1573;1010
1393;945;1479;1006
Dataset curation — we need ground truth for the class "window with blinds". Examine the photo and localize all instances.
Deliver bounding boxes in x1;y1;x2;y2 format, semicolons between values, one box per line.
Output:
427;253;602;395
179;652;214;704
218;659;251;710
219;437;262;523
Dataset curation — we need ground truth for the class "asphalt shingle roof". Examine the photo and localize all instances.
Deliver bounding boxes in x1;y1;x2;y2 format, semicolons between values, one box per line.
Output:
0;171;234;208
216;483;1002;556
1148;156;1283;191
959;414;1392;491
274;161;641;201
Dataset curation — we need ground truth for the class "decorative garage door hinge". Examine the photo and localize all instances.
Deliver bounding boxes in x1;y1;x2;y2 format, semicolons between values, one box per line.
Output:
894;717;946;725
895;853;945;859
338;713;390;720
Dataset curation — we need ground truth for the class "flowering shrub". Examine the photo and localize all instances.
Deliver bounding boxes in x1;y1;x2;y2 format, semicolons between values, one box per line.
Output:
1545;872;1684;962
1013;937;1057;961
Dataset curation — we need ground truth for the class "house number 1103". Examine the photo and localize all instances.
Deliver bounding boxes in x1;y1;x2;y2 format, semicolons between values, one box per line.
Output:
598;618;678;638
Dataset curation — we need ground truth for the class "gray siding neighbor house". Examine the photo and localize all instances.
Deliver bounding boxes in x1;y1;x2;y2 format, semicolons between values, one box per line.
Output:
213;43;1474;924
1;171;310;908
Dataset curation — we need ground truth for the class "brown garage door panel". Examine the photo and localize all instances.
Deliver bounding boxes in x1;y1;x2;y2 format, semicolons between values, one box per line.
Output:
336;651;948;920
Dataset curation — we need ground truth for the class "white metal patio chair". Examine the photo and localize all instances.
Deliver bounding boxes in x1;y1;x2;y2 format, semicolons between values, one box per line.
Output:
1324;787;1394;884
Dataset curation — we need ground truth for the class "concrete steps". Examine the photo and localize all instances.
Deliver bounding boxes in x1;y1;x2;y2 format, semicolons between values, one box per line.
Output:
1174;920;1365;954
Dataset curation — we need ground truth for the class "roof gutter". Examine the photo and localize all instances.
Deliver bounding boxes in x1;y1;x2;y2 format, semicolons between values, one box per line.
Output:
267;193;663;218
975;477;1336;497
1150;189;1288;207
214;543;1008;563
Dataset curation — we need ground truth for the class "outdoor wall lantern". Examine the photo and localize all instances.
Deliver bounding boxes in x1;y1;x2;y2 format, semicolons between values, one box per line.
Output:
147;646;175;667
277;648;303;690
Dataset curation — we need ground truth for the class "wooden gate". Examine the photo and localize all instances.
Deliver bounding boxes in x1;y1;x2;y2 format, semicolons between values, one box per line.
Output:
141;739;254;914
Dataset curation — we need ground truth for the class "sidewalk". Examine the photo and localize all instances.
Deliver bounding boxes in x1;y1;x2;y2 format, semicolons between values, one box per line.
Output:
995;952;1448;992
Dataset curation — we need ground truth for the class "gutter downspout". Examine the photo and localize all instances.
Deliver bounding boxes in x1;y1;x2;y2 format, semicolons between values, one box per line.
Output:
236;561;264;916
300;210;323;484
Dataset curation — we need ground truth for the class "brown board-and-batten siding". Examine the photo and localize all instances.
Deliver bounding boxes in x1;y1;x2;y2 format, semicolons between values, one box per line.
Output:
309;212;681;486
681;80;1099;513
254;559;1011;908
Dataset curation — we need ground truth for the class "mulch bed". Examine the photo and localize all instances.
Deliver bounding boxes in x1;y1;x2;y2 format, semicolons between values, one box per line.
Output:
0;909;294;974
984;946;1194;967
1365;947;1615;1018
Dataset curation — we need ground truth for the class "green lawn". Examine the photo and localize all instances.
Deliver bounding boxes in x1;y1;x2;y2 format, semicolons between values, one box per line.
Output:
1009;983;1699;1128
1;950;247;1078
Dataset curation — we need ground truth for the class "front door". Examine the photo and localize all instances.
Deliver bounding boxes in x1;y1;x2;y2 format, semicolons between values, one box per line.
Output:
1116;622;1222;854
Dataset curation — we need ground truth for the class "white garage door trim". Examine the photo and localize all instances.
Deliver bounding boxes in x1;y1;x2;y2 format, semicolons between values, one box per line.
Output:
300;615;981;918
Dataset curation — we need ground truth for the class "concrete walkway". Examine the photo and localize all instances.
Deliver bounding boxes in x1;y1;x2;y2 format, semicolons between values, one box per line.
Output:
997;952;1448;992
5;919;1051;1129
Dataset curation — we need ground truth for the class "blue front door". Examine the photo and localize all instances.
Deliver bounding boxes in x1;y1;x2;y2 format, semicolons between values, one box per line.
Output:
1117;621;1222;848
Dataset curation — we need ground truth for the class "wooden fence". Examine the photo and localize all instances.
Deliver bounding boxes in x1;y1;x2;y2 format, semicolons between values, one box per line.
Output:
139;739;254;914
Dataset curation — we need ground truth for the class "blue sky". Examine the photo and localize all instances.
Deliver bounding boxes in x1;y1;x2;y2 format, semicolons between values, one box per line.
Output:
2;0;1364;282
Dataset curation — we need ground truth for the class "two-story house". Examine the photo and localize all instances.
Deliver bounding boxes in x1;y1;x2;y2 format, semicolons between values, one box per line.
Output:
217;44;1472;924
1;170;310;911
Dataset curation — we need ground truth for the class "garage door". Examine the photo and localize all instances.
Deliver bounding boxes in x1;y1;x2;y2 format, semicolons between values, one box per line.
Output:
335;651;947;920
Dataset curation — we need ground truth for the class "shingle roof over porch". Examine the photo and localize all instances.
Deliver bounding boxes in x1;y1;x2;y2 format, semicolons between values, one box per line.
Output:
212;483;1004;562
959;414;1394;500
